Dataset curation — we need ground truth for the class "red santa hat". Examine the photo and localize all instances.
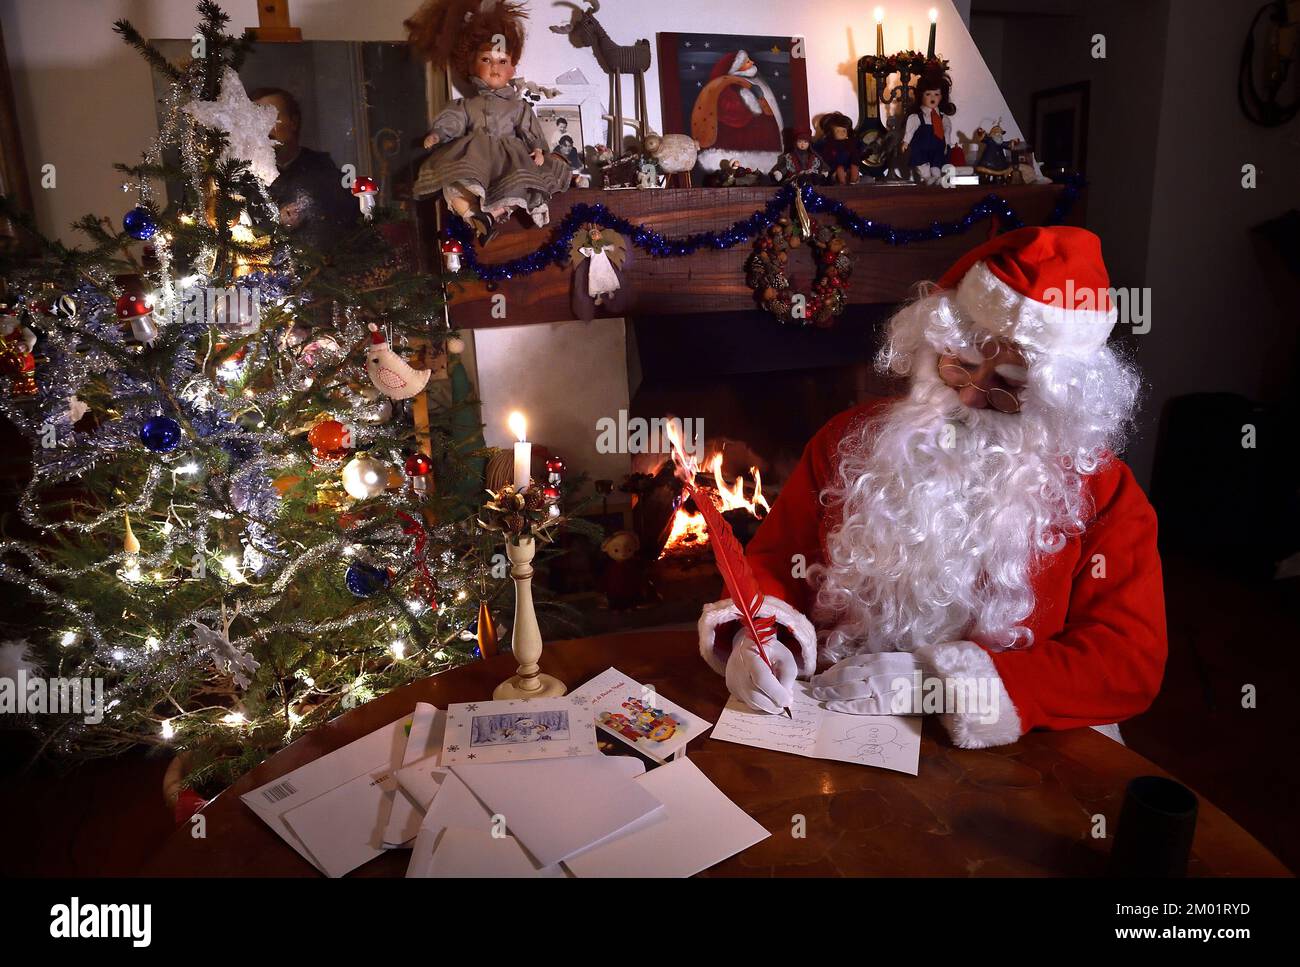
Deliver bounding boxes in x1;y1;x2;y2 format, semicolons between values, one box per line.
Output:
937;226;1117;360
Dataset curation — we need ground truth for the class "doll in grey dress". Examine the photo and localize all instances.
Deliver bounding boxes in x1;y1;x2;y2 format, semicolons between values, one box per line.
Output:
406;0;572;242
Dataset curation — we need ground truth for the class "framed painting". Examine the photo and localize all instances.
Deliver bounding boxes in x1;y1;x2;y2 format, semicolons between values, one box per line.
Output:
657;32;809;180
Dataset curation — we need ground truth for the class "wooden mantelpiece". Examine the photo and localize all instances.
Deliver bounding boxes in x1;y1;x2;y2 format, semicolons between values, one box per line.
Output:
431;184;1081;329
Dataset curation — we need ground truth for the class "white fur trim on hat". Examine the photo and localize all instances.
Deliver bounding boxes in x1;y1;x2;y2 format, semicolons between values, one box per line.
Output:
913;639;1023;749
954;260;1117;360
698;596;818;678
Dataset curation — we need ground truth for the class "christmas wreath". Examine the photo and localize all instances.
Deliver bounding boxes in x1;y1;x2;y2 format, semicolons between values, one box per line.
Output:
746;203;853;327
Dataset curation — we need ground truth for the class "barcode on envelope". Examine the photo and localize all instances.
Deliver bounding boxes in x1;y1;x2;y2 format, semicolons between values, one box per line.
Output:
262;779;298;803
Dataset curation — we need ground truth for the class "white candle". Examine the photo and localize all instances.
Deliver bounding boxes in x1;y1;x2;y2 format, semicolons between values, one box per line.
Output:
508;411;531;489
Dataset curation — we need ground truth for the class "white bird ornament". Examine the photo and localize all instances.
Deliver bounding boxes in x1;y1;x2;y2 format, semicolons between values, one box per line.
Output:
364;324;431;400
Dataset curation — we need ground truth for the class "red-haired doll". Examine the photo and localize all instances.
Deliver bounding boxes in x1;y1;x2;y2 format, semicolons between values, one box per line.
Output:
406;0;572;241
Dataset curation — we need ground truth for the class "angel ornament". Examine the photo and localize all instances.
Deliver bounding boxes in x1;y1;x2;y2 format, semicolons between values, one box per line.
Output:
569;224;630;320
192;601;260;690
406;0;573;242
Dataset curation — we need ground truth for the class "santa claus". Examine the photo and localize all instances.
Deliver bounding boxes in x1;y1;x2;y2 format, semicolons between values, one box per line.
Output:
699;226;1166;748
691;49;785;174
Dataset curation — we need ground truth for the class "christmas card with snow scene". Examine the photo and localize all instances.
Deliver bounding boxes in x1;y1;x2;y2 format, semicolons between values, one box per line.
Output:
568;667;713;763
440;697;596;765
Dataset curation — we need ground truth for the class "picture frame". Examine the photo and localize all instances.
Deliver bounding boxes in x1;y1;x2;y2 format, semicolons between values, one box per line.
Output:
1030;80;1090;176
149;40;430;210
536;104;585;171
656;32;810;181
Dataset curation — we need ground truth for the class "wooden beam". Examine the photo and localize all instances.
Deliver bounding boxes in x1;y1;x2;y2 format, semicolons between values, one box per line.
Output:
435;184;1080;328
249;0;303;43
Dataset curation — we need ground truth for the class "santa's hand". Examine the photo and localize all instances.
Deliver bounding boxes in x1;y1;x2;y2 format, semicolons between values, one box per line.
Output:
810;651;922;715
725;636;797;715
531;148;546;166
423;133;439;150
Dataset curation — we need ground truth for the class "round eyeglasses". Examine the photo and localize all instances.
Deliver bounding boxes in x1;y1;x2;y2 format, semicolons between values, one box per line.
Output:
936;339;1025;413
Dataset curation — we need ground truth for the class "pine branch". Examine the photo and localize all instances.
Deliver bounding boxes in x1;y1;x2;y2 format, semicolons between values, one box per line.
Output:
111;19;182;81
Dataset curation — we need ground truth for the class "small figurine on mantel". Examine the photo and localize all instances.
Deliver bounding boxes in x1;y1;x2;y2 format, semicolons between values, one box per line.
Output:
769;127;827;186
814;113;864;185
705;158;764;187
902;68;958;185
405;0;573;242
971;121;1020;184
569;224;632;320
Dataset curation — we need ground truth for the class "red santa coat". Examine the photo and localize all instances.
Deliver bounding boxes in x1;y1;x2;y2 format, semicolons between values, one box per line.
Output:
702;399;1168;747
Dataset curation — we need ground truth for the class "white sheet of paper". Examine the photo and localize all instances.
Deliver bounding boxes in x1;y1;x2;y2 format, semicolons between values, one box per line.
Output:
567;667;713;762
563;757;770;878
424;827;568;878
711;682;922;775
450;754;662;868
441;697;596;765
382;703;445;847
241;714;412;876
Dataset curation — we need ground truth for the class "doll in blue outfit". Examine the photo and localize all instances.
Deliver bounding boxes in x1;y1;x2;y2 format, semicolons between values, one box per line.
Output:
901;69;957;185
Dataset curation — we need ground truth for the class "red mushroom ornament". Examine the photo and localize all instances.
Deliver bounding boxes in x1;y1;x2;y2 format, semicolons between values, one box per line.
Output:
115;292;159;345
351;176;379;220
441;238;464;273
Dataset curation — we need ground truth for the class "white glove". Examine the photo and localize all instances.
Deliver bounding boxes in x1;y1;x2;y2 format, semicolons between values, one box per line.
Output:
809;651;922;715
725;636;798;715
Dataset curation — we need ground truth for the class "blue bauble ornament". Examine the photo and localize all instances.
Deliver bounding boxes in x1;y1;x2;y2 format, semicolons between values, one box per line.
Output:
140;415;181;452
123;206;158;241
346;561;390;598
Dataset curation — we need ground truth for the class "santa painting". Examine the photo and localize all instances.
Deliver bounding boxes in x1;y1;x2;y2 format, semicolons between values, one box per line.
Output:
699;227;1167;748
691;48;785;174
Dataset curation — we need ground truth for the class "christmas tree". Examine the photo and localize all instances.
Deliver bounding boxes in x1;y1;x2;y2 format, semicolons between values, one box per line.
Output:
0;2;502;787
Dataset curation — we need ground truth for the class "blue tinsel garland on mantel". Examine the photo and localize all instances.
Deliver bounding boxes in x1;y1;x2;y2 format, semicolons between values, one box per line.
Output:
447;178;1085;285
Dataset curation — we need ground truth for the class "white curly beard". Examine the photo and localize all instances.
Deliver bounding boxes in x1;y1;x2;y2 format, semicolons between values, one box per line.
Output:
812;287;1139;661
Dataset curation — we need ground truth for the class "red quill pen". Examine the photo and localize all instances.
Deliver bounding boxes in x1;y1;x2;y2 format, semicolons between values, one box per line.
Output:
666;420;791;717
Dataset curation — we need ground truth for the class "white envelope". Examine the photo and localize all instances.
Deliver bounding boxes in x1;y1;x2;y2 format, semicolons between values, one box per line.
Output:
241;713;412;876
422;828;568;878
281;768;399;878
381;703;445;847
394;758;449;812
451;754;663;868
405;755;647;877
563;757;771;878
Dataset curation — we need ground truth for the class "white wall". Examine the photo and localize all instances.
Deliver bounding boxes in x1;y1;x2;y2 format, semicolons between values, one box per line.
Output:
3;0;1020;243
474;318;631;485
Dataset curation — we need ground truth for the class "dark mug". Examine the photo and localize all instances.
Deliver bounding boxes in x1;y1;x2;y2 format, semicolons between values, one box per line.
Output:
1107;775;1199;877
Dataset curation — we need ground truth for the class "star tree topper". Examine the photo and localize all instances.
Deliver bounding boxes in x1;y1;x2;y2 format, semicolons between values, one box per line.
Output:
183;67;280;189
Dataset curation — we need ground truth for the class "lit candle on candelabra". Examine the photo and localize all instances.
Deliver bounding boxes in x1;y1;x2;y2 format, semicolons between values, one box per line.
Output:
927;7;937;59
874;6;885;56
508;410;531;489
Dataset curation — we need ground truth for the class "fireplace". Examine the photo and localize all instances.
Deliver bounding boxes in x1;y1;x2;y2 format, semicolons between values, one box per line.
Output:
627;305;900;484
618;304;903;606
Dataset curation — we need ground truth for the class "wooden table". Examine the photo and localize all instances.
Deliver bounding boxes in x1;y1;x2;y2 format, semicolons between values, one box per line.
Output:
145;629;1289;876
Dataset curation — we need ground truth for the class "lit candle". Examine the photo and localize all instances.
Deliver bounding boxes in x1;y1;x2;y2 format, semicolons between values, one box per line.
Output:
874;7;885;57
927;7;937;59
508;411;531;489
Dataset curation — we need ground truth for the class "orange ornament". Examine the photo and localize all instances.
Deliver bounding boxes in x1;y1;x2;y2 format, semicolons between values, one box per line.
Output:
307;419;350;459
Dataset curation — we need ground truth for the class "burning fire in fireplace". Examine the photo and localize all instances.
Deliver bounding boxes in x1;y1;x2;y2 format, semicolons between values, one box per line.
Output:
659;454;770;559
